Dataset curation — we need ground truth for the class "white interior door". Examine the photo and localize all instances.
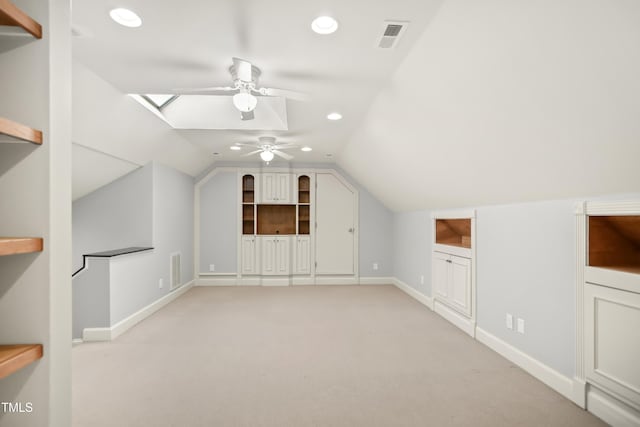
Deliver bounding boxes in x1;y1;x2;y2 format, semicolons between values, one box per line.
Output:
316;173;355;275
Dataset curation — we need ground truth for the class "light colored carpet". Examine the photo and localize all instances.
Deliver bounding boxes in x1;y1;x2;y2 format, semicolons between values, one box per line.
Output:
72;285;605;427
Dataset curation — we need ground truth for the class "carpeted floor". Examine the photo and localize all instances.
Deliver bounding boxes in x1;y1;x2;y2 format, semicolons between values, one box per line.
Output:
72;285;605;427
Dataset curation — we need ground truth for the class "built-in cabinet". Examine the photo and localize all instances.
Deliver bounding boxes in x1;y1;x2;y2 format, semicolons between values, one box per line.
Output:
231;169;357;284
577;204;640;414
431;213;476;336
433;251;472;317
261;173;292;203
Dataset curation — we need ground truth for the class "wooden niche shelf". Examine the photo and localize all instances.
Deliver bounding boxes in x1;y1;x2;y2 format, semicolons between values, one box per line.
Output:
589;215;640;274
0;237;43;256
0;117;43;145
436;218;471;248
0;344;43;379
0;0;43;39
257;205;296;235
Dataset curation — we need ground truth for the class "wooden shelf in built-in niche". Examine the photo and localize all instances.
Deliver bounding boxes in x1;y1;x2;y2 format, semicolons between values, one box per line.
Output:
588;215;640;274
0;0;43;39
257;205;296;235
242;175;255;234
298;205;310;235
0;237;43;256
435;219;471;248
297;175;310;234
0;344;43;379
0;117;42;145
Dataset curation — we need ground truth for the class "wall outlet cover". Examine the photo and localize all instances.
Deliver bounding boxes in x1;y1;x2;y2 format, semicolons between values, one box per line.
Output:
517;318;525;334
159;278;163;289
373;263;378;270
506;313;513;330
209;264;215;272
420;275;424;285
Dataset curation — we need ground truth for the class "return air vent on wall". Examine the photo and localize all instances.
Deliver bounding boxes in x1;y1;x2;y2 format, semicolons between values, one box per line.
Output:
170;252;181;290
377;21;409;49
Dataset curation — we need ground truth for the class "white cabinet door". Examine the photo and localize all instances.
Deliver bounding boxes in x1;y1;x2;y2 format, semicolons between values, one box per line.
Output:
261;173;291;203
432;252;450;300
585;283;640;408
275;236;290;275
449;255;471;316
294;236;311;275
260;236;277;275
433;251;472;317
241;236;258;275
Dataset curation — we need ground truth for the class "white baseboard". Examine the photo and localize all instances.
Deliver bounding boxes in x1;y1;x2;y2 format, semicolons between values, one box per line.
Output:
83;280;195;342
587;386;640;427
292;277;315;286
197;276;238;286
359;277;394;285
392;278;434;310
434;301;476;337
260;277;291;286
475;327;575;404
315;276;359;285
573;378;587;409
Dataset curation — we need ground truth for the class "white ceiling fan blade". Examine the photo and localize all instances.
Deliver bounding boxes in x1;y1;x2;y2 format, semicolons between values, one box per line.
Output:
240;110;255;121
258;87;310;102
273;150;293;161
173;86;238;95
233;57;253;82
242;149;262;157
272;144;297;150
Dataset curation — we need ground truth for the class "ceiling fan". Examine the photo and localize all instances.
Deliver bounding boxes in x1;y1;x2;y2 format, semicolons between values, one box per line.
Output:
176;57;308;121
235;136;297;163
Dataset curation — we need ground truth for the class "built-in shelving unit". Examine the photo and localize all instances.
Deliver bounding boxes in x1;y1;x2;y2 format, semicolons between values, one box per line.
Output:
0;344;43;379
242;174;255;234
0;0;43;39
0;0;46;386
0;237;43;256
588;215;640;275
298;175;310;235
435;218;471;248
0;116;43;144
257;205;296;235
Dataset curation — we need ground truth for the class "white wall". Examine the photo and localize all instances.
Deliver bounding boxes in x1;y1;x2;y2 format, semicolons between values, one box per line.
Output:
393;211;432;295
199;171;237;274
72;164;152;272
339;0;640;211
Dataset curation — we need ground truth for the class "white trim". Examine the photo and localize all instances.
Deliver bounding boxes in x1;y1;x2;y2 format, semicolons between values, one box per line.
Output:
587;386;640;427
392;278;434;310
359;277;394;285
83;280;195;342
475;327;575;403
434;301;476;337
431;208;476;219
315;276;359;285
197;276;238;286
433;244;472;259
585;200;640;215
573;379;587;409
199;272;237;276
71;339;83;347
260;277;291;286
292;277;315;286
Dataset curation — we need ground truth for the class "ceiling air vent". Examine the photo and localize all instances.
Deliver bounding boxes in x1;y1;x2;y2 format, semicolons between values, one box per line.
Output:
377;21;408;49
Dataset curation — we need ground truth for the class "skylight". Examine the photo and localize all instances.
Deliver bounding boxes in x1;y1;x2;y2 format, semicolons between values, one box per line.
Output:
142;94;178;109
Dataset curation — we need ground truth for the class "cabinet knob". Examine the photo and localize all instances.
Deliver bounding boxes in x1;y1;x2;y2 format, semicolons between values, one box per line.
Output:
348;228;354;233
446;259;452;263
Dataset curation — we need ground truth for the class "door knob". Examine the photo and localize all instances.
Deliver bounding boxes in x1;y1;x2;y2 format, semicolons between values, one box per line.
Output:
348;228;354;233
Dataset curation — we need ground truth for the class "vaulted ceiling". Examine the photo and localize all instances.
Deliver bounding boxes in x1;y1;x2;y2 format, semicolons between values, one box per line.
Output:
72;0;640;210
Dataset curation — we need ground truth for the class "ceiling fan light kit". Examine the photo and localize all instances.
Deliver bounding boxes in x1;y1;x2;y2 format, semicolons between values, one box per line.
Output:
232;91;258;113
260;150;275;162
109;8;142;28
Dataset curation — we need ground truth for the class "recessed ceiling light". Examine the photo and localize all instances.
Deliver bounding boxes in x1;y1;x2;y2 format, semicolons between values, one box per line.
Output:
230;146;241;151
109;8;142;28
327;112;342;121
301;147;312;152
312;16;338;34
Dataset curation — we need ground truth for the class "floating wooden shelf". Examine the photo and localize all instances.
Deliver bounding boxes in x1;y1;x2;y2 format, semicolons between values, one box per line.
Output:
0;117;42;145
0;0;42;39
0;237;43;256
0;344;43;379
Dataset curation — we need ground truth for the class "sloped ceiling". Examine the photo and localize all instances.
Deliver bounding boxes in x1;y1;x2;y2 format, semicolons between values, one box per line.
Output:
338;0;640;211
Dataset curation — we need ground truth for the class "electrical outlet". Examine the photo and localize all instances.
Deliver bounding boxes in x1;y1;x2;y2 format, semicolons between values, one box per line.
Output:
159;278;163;289
209;264;215;272
420;275;424;285
506;313;513;330
373;263;378;270
517;318;525;334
